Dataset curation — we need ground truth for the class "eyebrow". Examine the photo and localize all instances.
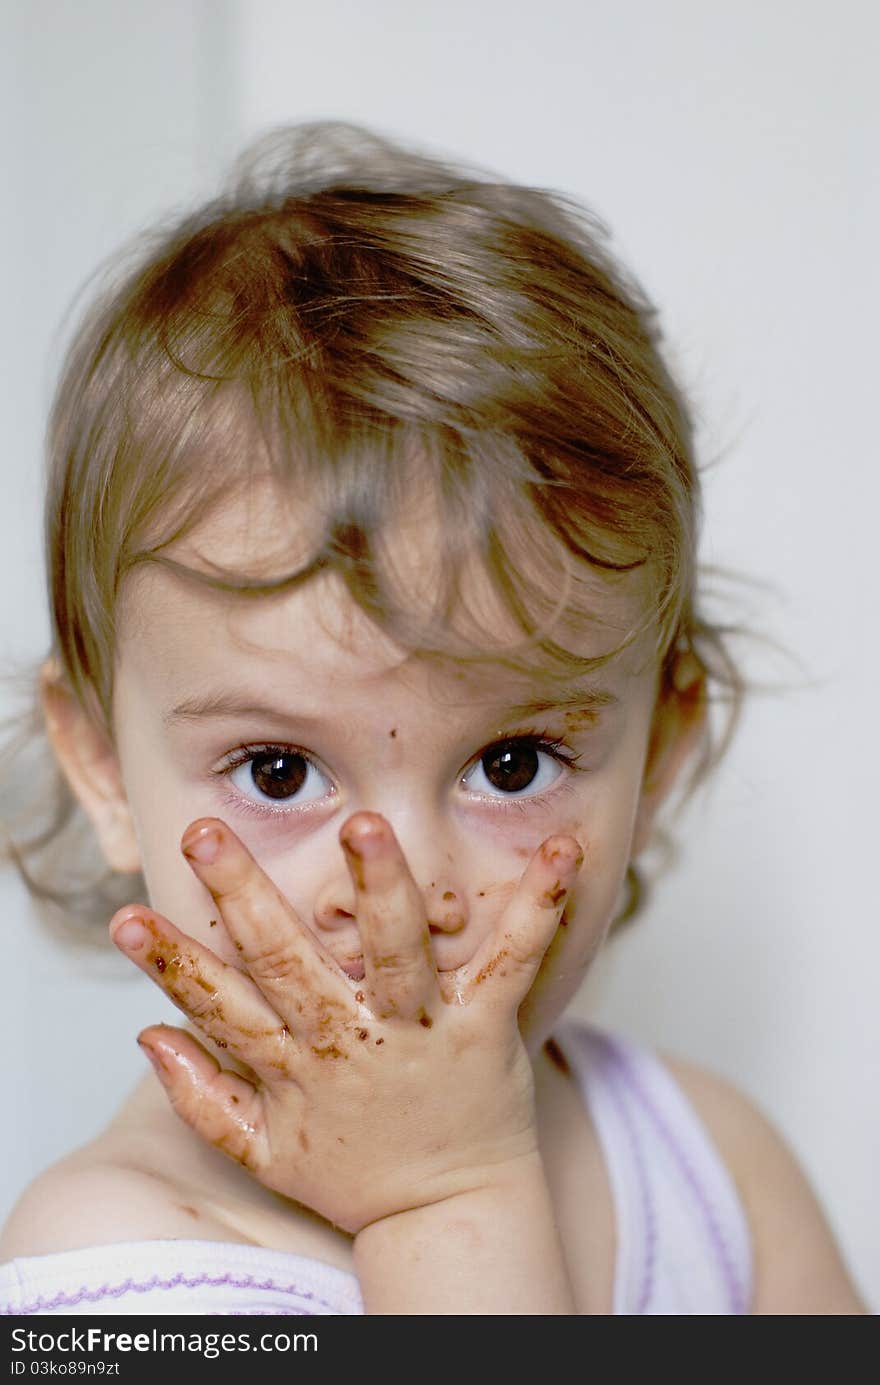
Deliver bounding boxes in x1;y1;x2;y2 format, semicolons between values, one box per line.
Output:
505;687;620;721
162;684;620;729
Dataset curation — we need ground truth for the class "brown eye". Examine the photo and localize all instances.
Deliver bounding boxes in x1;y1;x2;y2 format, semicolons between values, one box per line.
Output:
464;735;577;802
219;744;331;811
482;742;543;793
249;750;309;800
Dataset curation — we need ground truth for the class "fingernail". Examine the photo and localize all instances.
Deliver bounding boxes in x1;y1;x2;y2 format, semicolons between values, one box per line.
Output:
137;1037;170;1077
543;838;584;872
342;825;386;859
182;824;223;864
111;913;147;950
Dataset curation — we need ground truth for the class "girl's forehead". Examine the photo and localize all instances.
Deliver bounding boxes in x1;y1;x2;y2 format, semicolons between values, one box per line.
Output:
117;472;655;695
116;563;654;742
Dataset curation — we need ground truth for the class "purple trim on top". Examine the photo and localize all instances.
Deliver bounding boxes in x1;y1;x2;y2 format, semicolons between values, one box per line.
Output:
219;1308;314;1316
578;1030;658;1314
1;1269;347;1317
604;1034;749;1315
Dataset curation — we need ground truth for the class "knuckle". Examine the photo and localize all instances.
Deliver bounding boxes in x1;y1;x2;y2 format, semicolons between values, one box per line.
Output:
222;1111;264;1173
217;875;291;936
237;1133;266;1177
500;929;538;969
214;869;259;912
161;957;222;1020
372;944;419;971
166;1085;205;1131
249;937;307;984
175;987;221;1026
371;948;428;986
213;1119;253;1166
190;1085;261;1167
370;965;426;1014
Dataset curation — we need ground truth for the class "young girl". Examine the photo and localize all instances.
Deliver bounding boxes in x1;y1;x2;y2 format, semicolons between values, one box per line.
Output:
0;120;868;1316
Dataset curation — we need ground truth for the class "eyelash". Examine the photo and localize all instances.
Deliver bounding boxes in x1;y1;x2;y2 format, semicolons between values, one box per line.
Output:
211;727;587;822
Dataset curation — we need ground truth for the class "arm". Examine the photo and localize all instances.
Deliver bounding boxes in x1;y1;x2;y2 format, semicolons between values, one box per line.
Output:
353;1151;574;1315
660;1053;871;1315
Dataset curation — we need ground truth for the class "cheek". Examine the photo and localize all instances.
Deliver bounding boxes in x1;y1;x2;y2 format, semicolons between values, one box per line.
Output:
555;879;610;976
135;816;331;972
135;830;248;965
525;836;630;1016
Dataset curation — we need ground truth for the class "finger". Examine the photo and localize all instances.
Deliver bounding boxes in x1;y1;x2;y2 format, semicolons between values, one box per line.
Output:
110;907;293;1071
180;819;354;1017
340;813;440;1022
515;888;585;1048
137;1023;270;1176
459;835;584;1011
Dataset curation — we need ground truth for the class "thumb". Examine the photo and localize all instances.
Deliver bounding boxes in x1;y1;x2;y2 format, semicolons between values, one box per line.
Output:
137;1023;267;1175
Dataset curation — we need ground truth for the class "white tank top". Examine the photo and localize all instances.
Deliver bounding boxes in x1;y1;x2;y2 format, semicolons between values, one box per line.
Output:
0;1020;752;1315
555;1019;751;1313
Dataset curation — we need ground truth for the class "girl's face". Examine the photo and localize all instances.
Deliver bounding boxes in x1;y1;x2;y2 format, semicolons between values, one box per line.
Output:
104;486;692;1054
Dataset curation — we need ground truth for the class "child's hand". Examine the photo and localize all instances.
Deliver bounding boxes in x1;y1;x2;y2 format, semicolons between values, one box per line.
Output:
109;814;583;1236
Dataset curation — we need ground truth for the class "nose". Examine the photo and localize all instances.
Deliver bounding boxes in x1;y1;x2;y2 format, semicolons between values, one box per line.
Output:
313;809;471;936
426;885;467;933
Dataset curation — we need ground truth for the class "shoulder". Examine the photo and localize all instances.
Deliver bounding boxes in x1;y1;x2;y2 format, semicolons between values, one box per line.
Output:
0;1144;226;1262
657;1050;871;1314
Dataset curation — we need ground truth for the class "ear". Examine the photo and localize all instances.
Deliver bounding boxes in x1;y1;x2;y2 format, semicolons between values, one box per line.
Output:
630;651;707;859
39;656;142;874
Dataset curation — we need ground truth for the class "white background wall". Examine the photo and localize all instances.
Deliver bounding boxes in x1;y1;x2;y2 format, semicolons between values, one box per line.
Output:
2;0;877;1308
